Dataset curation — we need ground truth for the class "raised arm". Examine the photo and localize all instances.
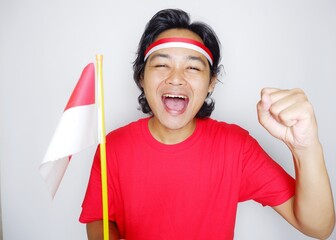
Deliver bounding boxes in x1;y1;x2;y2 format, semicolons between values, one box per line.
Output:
257;88;335;239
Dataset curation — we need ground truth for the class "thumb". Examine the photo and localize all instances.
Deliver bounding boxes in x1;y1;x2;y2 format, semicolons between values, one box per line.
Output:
257;91;272;125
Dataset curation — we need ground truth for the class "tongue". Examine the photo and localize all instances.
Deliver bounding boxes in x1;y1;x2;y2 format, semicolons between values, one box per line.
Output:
164;97;186;112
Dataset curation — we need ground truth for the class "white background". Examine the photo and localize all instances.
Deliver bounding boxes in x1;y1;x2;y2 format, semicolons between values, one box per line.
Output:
1;0;335;239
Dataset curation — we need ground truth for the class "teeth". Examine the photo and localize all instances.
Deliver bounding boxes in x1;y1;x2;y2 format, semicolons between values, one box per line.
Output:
163;94;187;99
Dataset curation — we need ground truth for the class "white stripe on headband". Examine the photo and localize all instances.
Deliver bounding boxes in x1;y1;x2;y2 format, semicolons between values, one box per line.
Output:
144;37;213;66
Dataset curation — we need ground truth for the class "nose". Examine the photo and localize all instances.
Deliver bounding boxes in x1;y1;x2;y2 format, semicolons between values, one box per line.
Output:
165;68;186;86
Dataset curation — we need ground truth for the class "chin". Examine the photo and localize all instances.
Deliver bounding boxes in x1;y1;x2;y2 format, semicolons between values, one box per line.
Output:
159;114;195;130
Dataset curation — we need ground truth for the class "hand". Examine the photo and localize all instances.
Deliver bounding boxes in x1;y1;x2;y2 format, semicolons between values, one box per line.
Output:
257;88;319;151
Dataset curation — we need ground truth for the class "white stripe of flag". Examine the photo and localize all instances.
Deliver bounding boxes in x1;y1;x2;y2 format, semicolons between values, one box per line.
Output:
39;63;97;198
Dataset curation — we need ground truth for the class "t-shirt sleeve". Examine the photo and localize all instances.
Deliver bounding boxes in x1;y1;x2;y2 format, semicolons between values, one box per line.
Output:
79;145;116;223
238;134;295;207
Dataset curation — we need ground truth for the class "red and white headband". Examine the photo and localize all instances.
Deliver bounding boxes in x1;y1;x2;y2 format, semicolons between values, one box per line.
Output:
144;37;214;66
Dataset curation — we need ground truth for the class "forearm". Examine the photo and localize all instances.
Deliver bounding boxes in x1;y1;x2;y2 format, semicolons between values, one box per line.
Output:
87;220;120;240
292;141;335;238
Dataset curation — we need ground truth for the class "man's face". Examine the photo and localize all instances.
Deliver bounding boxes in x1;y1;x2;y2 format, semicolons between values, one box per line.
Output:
141;29;216;139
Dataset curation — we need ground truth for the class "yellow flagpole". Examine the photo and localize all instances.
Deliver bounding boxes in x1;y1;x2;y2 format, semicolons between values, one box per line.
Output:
96;54;109;240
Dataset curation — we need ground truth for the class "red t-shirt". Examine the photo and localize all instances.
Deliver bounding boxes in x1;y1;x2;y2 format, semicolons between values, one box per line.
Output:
80;117;295;239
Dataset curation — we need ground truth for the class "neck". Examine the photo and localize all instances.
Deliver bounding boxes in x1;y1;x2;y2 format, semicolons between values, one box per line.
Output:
148;117;196;144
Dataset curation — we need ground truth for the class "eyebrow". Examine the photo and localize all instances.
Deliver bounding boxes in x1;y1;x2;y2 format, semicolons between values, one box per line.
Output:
186;55;207;67
148;53;171;62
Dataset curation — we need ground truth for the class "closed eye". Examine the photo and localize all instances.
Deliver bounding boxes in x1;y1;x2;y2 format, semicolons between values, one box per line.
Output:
187;66;201;71
155;64;168;68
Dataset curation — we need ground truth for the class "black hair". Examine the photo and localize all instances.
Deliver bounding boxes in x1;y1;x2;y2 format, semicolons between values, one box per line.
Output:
133;8;221;118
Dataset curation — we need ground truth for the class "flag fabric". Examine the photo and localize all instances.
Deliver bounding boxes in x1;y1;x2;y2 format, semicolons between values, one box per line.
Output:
39;63;97;198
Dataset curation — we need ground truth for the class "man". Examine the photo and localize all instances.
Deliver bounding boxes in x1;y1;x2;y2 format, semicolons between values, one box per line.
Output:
79;9;335;239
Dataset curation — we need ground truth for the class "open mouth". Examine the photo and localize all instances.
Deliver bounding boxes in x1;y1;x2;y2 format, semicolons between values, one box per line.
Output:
162;94;189;114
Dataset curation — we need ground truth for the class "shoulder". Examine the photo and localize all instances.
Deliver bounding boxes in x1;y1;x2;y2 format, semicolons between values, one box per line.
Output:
106;117;149;142
200;118;249;138
200;118;258;153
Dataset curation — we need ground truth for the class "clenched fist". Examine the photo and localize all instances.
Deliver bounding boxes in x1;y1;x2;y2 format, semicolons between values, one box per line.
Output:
257;88;319;151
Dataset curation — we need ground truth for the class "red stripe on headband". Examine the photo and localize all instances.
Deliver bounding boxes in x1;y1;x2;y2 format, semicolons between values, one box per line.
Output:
144;37;214;63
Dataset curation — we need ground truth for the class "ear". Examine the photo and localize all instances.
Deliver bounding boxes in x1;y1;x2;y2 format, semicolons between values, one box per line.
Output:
208;76;217;93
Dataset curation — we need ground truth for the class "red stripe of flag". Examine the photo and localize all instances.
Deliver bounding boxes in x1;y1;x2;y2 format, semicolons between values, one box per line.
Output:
65;63;95;110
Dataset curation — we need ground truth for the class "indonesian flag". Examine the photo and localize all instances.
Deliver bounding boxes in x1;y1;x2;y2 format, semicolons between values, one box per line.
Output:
39;63;98;198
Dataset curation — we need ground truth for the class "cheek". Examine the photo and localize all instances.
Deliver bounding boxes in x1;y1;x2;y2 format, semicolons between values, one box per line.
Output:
142;75;161;103
141;71;153;90
191;79;212;95
143;71;167;93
